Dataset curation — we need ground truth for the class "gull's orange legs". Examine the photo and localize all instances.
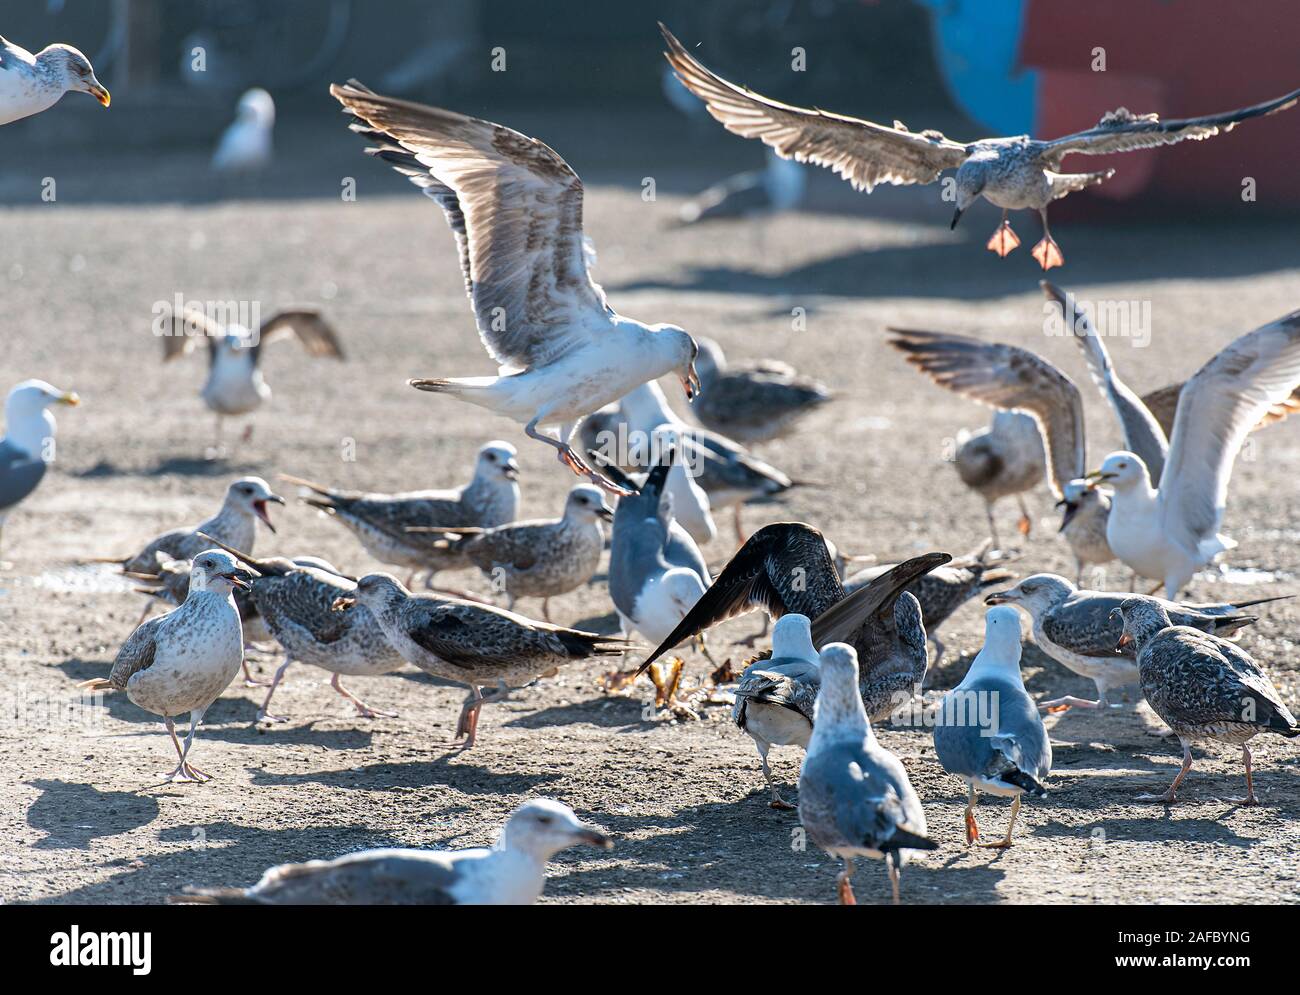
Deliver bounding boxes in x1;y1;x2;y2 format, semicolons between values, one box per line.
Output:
1031;209;1065;270
986;210;1020;257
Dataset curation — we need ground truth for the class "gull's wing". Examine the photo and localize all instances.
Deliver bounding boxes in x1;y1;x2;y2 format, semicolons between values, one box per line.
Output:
331;81;609;371
1041;281;1168;478
0;438;46;513
1159;311;1300;550
108;615;165;689
157;304;222;364
195;850;461;905
1142;381;1300;439
660;24;967;192
1039;88;1300;167
0;35;35;70
888;328;1084;498
253;309;344;363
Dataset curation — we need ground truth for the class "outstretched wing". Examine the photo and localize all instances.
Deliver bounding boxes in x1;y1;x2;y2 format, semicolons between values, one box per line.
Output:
331;80;609;371
888;328;1084;498
254;309;344;362
1040;88;1300;167
661;24;967;193
1142;381;1300;438
157;303;222;364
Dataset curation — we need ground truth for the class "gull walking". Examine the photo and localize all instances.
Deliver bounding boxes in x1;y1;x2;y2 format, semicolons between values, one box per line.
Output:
662;24;1300;269
934;607;1050;848
331;80;700;494
172;798;611;904
799;643;935;905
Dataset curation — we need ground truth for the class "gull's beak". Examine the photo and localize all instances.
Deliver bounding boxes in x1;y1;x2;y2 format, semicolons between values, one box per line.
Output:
983;590;1012;606
253;494;285;533
681;363;701;401
596;500;615;522
331;595;355;613
222;568;256;591
1056;499;1078;532
88;81;111;107
503;460;520;481
1084;469;1118;483
950;208;963;230
56;391;81;407
574;827;613;850
1116;632;1133;651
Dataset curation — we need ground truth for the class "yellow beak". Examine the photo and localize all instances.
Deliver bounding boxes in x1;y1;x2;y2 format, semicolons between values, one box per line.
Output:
58;391;81;407
90;83;111;108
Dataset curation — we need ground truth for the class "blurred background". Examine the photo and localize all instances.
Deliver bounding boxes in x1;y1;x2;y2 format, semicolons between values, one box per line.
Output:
3;0;1296;214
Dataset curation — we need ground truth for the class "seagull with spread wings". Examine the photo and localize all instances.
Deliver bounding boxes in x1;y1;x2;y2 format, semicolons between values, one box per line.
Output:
660;23;1299;269
331;81;700;495
159;303;343;455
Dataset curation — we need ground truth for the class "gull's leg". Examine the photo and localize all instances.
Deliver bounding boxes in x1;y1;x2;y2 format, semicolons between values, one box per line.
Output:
541;598;552;623
331;672;397;719
173;710;212;782
733;504;748;546
162;716;188;781
979;794;1021;849
1138;739;1193;803
452;685;481;742
985;502;1001;550
405;569;418;588
208;414;225;460
963;786;980;844
756;741;794;810
836;857;857;906
737;614;770;648
1075;559;1084;587
525;416;632;496
1031;209;1065;270
1015;494;1032;537
1224;743;1259;806
241;655;270;688
928;633;947;671
256;655;295;724
1038;694;1102;713
695;632;718;667
985;208;1020;257
886;853;902;905
135;599;155;627
241;422;254;444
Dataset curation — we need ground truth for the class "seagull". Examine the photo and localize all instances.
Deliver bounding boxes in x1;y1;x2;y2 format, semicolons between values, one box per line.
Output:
844;543;1015;666
591;380;798;543
211;87;275;174
933;606;1051;848
333;574;629;747
171;798;611;904
798;642;936;905
687;336;833;444
604;455;712;648
985;572;1283;711
158;303;343;454
1114;598;1299;805
1085;310;1300;598
195;535;405;722
102;476;284;576
0;380;79;566
0;35;109;126
951;411;1045;547
639;522;950;720
331;80;700;495
732;613;819;808
79;550;255;783
661;23;1300;269
411;484;613;621
283;441;520;590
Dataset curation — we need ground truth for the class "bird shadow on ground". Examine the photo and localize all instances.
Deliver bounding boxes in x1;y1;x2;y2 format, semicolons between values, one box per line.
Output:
29;822;411;904
72;456;261;479
607;219;1300;303
504;694;658;733
202;718;375;752
571;610;623;635
1034;815;1260;847
246;758;562;794
25;779;161;850
549;799;1004;905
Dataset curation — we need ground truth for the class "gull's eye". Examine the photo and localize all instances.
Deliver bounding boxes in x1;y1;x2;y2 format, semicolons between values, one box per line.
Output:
536;815;553;826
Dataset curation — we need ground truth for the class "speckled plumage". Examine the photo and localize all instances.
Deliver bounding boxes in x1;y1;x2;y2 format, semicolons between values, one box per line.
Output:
0;35;109;125
687;337;832;443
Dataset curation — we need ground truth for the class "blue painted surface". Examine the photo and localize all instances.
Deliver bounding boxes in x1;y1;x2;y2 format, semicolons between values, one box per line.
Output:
914;0;1037;137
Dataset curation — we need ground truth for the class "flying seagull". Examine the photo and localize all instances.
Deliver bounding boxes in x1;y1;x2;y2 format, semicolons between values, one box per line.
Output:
80;550;255;783
1086;310;1300;598
1114;598;1299;805
986;573;1283;711
0;380;79;566
0;35;109;126
331;80;700;495
660;23;1300;269
934;607;1051;848
172;798;611;904
158;303;343;455
798;642;935;905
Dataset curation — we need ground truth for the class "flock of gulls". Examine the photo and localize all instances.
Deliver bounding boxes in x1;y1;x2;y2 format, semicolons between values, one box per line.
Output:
4;22;1300;906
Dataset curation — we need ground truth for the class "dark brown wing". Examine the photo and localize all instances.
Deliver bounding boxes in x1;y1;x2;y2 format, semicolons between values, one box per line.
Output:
254;309;344;362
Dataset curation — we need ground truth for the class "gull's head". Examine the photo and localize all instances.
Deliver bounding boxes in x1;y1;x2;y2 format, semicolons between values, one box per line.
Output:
499;799;612;859
813;642;869;728
1110;597;1172;653
983;604;1023;645
984;572;1074;616
1086;452;1147;491
950;160;988;228
189;549;258;596
5;380;80;420
236;87;276;127
652;324;701;401
332;572;405;614
226;477;284;533
1056;477;1098;531
38;44;110;107
565;484;614;523
476;440;520;483
771;612;816;663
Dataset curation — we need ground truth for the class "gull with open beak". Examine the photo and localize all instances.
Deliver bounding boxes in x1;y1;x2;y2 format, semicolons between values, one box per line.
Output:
0;380;79;567
80;550;256;783
0;36;109;126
